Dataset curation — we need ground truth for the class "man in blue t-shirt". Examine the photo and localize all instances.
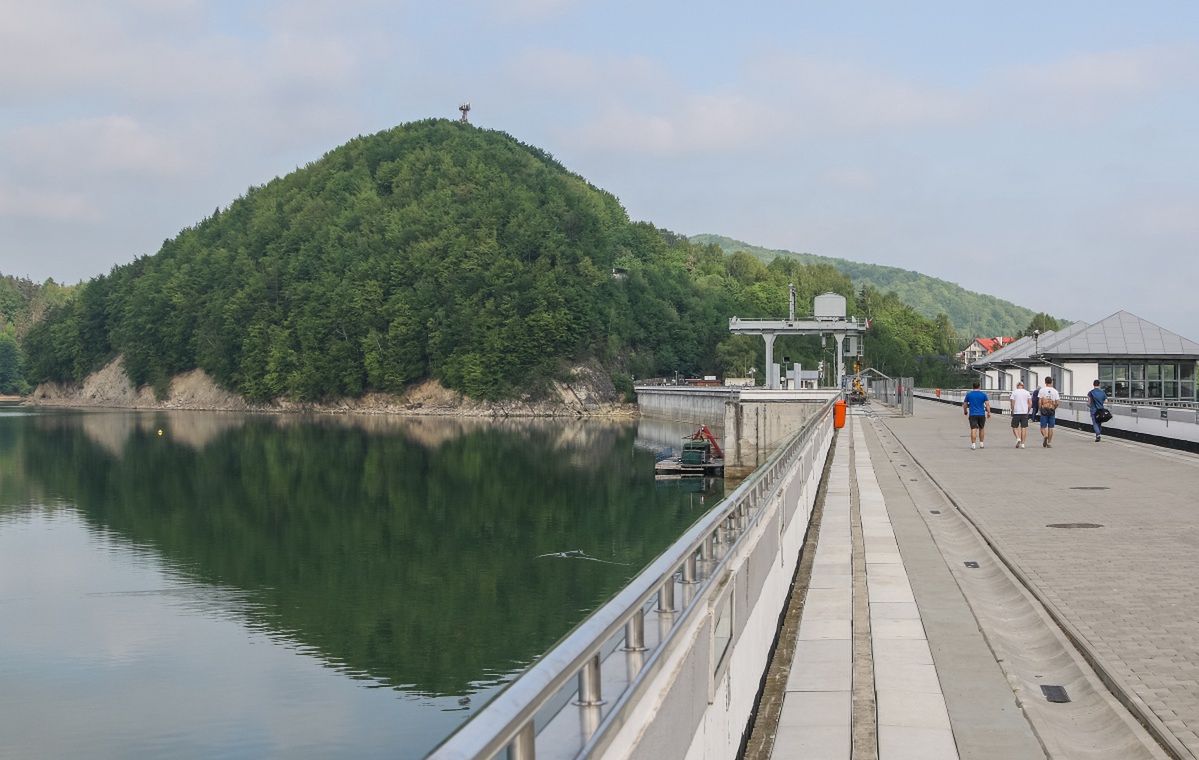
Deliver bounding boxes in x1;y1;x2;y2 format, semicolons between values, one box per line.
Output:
1087;379;1108;442
963;381;991;449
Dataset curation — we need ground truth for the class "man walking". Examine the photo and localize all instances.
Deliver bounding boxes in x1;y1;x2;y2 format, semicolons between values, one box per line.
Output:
1009;381;1032;448
1088;379;1108;442
963;381;990;449
1038;376;1062;447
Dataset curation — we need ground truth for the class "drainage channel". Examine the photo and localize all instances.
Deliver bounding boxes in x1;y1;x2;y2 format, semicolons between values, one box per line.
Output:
865;416;1175;760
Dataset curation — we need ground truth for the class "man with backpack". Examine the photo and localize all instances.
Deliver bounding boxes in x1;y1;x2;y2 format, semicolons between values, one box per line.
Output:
1088;379;1109;442
1038;376;1062;448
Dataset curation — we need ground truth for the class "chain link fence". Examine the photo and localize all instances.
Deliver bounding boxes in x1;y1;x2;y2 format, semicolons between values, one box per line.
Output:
869;377;915;415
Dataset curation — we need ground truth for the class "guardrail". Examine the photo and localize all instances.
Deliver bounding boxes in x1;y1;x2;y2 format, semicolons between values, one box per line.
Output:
431;396;838;759
914;388;1199;450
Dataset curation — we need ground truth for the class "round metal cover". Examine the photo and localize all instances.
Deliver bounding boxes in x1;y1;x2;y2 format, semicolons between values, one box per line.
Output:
1046;523;1104;529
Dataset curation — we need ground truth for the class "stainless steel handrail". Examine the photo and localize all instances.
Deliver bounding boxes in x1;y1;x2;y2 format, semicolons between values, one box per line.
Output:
431;396;837;760
918;387;1199;410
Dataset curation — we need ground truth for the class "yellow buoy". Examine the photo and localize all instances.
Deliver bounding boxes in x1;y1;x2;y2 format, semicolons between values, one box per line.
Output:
157;429;164;436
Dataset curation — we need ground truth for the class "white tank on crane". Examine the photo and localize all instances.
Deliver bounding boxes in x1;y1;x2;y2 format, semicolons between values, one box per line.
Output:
813;292;847;321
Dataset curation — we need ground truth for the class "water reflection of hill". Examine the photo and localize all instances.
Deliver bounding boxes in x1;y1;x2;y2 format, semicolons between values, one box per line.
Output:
6;412;716;697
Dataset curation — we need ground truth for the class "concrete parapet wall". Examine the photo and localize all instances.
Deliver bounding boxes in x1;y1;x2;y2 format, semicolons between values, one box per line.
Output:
724;399;825;470
635;387;736;423
636;387;837;469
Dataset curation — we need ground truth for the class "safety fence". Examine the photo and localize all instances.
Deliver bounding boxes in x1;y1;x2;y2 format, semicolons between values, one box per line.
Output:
431;396;838;759
868;377;914;416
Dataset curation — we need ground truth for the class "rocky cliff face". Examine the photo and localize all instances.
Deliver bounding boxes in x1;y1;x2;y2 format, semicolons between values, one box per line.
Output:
30;356;634;418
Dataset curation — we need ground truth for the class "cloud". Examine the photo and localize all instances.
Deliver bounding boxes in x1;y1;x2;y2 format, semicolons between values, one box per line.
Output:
546;50;973;155
573;94;778;154
0;184;102;222
1002;47;1188;100
758;54;973;132
5;116;193;179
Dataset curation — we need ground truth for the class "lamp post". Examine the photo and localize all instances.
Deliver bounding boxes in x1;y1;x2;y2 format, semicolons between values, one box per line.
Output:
1033;329;1040;356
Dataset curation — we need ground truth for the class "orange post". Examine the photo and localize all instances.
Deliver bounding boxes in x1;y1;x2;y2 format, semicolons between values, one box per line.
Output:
834;398;847;429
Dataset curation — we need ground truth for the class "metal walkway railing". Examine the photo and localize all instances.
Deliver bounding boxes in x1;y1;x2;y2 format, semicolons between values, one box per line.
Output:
431;396;837;760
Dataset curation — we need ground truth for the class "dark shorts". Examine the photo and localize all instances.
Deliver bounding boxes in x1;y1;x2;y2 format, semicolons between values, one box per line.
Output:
1039;413;1056;428
1010;414;1029;428
968;415;986;429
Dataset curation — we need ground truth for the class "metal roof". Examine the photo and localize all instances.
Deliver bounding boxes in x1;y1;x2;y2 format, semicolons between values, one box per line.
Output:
1043;311;1199;357
974;334;1038;367
1034;320;1091;354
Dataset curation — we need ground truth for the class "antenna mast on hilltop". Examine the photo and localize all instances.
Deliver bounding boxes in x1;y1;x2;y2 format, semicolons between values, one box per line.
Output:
458;102;471;123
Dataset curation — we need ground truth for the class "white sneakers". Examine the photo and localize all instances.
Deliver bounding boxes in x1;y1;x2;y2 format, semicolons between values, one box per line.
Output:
971;442;976;450
980;442;985;449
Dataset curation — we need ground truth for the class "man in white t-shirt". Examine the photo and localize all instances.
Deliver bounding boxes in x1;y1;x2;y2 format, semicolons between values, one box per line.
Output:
1008;381;1033;448
1038;376;1063;448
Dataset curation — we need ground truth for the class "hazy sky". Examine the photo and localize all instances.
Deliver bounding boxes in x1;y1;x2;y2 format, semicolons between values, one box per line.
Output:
2;1;1197;337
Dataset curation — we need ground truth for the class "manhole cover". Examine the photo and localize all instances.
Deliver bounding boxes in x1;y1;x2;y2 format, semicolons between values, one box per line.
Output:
1046;523;1104;529
1069;486;1109;491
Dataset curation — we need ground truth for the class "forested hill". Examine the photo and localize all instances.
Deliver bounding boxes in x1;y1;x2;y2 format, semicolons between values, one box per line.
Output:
1;276;73;394
23;119;967;402
691;234;1038;338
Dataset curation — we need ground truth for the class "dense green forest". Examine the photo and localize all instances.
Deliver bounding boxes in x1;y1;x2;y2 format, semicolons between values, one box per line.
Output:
691;234;1050;338
19;119;969;401
1;276;72;394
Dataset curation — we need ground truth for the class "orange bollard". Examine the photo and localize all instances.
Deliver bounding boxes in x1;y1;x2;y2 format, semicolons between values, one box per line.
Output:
834;399;847;429
936;388;942;398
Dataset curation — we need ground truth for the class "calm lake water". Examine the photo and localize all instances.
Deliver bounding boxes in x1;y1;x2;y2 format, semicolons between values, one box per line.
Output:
0;407;722;759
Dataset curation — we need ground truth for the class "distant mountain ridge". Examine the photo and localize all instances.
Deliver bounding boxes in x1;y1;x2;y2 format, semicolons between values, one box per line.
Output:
691;234;1037;338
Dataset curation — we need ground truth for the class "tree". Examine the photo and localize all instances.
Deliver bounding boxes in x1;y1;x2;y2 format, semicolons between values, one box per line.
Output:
0;331;28;394
1022;312;1062;336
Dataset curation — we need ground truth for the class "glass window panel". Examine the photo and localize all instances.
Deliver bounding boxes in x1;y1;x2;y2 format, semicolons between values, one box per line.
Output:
1182;381;1195;400
1181;362;1195;381
1163;364;1176;381
1148;380;1163;398
1147;364;1160;380
1163;381;1179;400
1115;365;1128;381
1115;380;1129;398
1131;381;1146;399
1099;364;1114;382
1102;382;1115;396
1131;364;1146;381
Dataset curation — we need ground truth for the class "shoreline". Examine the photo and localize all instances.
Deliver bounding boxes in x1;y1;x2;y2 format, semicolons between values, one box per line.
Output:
23;395;640;419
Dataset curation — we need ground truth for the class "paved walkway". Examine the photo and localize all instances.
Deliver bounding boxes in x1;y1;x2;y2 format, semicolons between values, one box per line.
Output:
771;413;995;760
879;398;1199;759
765;406;1180;759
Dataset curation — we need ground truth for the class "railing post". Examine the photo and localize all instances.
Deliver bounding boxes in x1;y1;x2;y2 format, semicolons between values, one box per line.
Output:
623;608;647;652
657;576;676;612
507;722;535;760
701;533;715;561
681;552;698;584
574;653;605;706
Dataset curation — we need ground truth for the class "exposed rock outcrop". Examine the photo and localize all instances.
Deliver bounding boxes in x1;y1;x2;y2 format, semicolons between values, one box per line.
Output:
30;356;636;418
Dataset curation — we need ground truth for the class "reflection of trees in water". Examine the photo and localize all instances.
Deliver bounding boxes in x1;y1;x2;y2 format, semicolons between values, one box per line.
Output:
6;412;717;697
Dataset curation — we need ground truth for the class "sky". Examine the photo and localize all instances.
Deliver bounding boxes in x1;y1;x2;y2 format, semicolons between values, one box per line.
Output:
2;1;1197;337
